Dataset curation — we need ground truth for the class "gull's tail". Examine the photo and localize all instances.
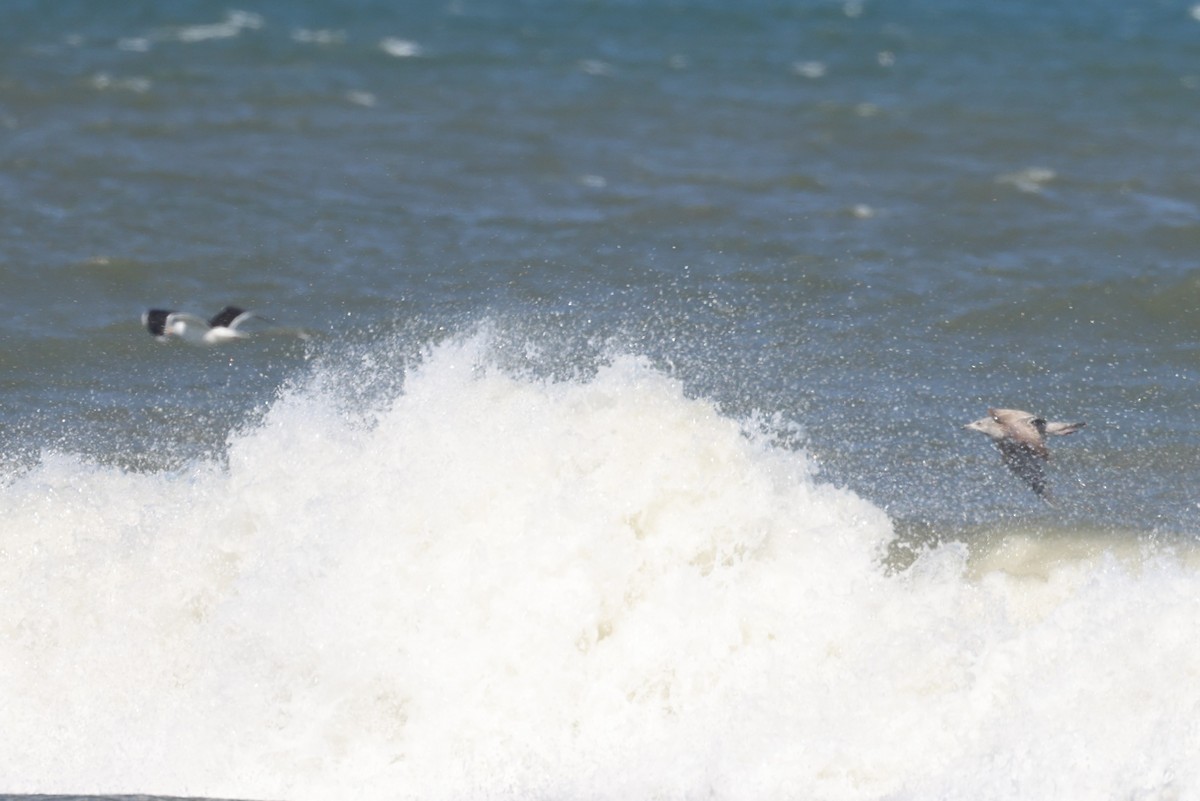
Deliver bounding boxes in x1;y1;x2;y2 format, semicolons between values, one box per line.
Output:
1045;421;1085;437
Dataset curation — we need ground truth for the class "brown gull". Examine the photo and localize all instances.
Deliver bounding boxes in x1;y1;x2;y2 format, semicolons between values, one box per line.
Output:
964;408;1085;500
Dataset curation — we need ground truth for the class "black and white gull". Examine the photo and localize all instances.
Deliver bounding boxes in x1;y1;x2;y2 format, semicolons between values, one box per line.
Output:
142;306;267;345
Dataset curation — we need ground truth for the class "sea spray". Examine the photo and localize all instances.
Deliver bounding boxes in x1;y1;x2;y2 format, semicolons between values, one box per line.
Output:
1;333;1197;800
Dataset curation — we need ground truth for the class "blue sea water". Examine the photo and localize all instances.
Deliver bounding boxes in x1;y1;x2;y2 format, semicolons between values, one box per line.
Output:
1;1;1199;799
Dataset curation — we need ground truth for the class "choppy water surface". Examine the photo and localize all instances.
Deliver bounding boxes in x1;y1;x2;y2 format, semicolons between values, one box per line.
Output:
1;1;1198;799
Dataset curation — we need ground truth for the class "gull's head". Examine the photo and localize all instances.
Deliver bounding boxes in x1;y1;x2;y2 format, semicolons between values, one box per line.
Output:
964;415;1005;440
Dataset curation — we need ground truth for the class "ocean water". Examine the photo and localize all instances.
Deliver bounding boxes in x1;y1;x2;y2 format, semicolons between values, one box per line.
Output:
1;1;1199;799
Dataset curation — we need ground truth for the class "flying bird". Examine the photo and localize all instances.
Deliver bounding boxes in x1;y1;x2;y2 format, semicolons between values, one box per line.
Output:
964;408;1085;500
142;306;264;345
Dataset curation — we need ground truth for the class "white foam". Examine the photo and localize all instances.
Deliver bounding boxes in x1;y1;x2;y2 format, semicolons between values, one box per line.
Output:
292;28;347;46
996;166;1057;194
168;10;264;44
380;38;423;58
117;37;151;53
578;59;615;77
792;60;828;79
346;91;378;108
1;331;1199;800
89;73;152;94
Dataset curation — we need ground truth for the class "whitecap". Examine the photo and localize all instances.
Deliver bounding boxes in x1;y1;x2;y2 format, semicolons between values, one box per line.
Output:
792;60;827;79
171;10;264;43
346;90;378;108
578;58;614;76
380;37;423;58
117;37;150;52
89;73;152;93
996;166;1057;194
292;28;347;46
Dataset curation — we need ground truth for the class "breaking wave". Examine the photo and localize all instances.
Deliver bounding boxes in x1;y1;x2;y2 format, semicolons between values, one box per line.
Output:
2;331;1197;800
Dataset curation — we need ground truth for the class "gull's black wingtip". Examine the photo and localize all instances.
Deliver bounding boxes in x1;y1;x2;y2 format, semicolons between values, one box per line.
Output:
208;306;247;329
143;308;172;338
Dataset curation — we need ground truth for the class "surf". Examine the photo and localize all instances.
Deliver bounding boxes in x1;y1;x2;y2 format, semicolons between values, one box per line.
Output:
1;331;1196;801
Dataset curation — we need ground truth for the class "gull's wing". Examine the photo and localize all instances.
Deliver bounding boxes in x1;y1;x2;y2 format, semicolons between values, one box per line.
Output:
997;440;1050;499
208;306;261;330
208;307;311;341
143;309;174;338
164;312;215;345
166;312;210;326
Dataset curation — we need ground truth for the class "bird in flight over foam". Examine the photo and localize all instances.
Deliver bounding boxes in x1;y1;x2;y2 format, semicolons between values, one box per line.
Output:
964;408;1085;500
142;306;268;345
